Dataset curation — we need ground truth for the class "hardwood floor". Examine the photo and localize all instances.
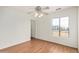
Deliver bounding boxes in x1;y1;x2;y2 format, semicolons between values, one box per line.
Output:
0;38;78;53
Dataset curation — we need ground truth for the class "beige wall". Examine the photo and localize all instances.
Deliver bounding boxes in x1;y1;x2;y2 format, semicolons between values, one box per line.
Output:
78;7;79;51
0;7;31;49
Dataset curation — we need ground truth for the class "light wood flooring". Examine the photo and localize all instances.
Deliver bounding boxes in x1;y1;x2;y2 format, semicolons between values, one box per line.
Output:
0;38;78;53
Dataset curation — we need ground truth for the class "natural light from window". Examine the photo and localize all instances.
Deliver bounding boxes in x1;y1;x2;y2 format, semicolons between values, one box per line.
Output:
52;16;69;37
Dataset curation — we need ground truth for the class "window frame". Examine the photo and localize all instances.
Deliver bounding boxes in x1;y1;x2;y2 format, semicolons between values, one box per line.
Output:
52;16;69;38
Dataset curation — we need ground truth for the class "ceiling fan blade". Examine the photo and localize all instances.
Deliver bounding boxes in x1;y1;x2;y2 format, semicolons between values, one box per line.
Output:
42;12;48;15
42;6;50;10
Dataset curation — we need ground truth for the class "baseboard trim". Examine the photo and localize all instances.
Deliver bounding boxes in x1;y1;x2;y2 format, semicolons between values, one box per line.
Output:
31;37;78;50
0;39;30;50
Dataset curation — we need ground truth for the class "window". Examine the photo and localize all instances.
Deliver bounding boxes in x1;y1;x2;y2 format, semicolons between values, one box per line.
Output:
52;18;59;37
52;17;69;37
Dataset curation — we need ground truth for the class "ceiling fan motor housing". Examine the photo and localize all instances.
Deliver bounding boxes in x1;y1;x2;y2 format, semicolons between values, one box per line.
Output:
35;6;41;11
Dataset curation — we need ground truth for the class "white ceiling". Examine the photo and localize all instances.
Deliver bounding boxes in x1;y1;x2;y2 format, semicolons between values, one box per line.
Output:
12;6;72;13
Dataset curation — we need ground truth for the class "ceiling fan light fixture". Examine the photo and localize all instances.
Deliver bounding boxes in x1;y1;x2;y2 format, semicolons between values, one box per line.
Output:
30;6;49;18
34;12;38;17
34;12;44;18
39;13;43;17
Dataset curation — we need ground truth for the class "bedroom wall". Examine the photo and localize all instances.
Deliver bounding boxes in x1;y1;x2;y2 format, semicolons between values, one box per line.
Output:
34;7;78;48
78;7;79;51
0;7;31;49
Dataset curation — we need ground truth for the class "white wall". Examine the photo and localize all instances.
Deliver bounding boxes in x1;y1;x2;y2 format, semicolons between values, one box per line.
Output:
34;7;78;48
0;7;31;49
78;7;79;51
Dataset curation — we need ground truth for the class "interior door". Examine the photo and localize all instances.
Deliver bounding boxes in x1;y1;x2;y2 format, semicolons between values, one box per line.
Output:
31;20;36;38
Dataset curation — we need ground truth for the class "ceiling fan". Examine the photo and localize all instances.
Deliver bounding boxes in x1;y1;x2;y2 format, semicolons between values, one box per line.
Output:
28;6;50;18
